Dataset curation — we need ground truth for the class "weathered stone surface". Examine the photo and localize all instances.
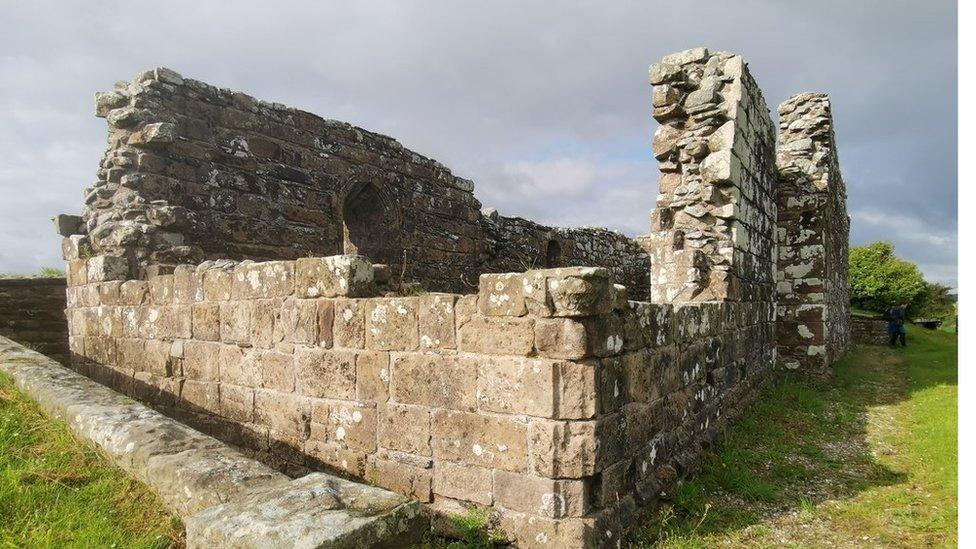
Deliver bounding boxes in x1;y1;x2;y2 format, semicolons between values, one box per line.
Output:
366;297;419;350
431;409;527;472
185;473;425;548
390;352;477;411
296;255;374;298
295;348;357;400
457;315;534;356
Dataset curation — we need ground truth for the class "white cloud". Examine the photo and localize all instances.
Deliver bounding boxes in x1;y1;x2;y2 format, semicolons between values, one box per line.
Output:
0;0;956;285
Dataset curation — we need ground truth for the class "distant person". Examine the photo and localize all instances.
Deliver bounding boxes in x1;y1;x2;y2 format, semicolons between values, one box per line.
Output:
886;303;908;347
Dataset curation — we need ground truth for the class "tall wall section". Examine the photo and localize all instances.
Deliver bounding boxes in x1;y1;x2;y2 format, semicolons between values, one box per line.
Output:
644;48;777;307
71;68;649;298
774;93;851;372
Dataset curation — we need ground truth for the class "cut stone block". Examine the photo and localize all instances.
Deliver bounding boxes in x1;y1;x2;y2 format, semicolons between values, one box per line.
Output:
296;255;374;298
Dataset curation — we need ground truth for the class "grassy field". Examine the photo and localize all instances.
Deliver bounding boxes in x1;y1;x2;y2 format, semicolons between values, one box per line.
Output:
0;373;182;548
630;326;957;547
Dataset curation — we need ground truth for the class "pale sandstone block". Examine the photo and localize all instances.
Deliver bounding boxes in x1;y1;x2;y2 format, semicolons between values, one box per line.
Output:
172;265;204;303
202;268;234;301
295;347;356;400
433;461;493;505
523;267;613;318
217;344;254;386
219;301;253;344
219;383;254;423
390;352;476;411
418;293;457;349
366;457;432;503
182;340;221;381
478;273;527;316
309;401;377;453
87;255;129;282
232;260;294;299
250;298;281;348
148;274;175;304
119;280;149;305
356;350;390;402
97;281;122;305
366;297;419;350
181;380;219;413
431;409;527;472
529;419;598;478
493;470;590;519
256;349;295;393
144;339;172;376
115;338;145;372
333;298;365;348
67;259;87;286
295;255;373;298
254;389;309;439
477;356;556;418
378;403;431;456
304;440;366;477
191;302;220;341
457;315;534;356
497;509;597;548
277;297;318;344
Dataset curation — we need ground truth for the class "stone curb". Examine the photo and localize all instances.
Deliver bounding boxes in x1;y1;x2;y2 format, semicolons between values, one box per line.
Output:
0;336;424;548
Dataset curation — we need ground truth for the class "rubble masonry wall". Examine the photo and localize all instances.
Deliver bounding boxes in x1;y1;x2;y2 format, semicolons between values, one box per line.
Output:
76;68;649;298
774;93;851;373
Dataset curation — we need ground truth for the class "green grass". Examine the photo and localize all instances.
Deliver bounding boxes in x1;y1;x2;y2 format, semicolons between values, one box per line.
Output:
0;267;65;279
630;327;957;547
0;372;182;548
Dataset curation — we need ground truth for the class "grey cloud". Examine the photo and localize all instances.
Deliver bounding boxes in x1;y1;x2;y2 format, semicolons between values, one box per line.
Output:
0;0;956;285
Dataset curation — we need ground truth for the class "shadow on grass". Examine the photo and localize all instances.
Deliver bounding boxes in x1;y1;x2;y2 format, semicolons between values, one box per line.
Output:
629;329;958;546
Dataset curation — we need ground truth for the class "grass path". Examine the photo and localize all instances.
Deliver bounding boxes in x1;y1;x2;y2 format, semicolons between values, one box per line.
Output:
630;327;957;548
0;372;183;548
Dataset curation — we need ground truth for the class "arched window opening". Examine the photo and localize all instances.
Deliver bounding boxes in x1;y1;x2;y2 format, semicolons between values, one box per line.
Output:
545;239;562;268
342;182;398;266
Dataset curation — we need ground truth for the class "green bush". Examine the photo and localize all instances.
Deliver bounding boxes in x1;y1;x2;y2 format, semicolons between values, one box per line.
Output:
849;241;926;315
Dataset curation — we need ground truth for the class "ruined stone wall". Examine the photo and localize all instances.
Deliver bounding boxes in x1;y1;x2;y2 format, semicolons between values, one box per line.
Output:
851;314;887;346
482;211;651;300
52;47;854;546
0;278;69;363
71;68;649;297
644;47;777;306
775;94;851;373
63;252;770;546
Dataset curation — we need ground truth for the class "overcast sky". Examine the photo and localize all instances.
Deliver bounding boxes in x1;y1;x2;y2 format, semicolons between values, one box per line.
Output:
0;0;957;286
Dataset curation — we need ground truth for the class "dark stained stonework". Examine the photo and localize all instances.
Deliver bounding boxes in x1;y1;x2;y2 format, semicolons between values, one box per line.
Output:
76;68;650;298
0;277;68;363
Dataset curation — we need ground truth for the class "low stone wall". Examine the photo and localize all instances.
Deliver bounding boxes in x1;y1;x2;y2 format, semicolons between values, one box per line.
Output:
0;277;68;363
64;253;773;546
0;336;423;547
851;314;888;345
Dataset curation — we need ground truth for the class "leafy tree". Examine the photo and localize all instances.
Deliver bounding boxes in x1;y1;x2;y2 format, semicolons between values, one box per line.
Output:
849;241;926;315
915;282;956;321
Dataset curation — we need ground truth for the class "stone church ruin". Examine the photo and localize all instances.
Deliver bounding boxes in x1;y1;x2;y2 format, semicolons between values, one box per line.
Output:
46;47;851;546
